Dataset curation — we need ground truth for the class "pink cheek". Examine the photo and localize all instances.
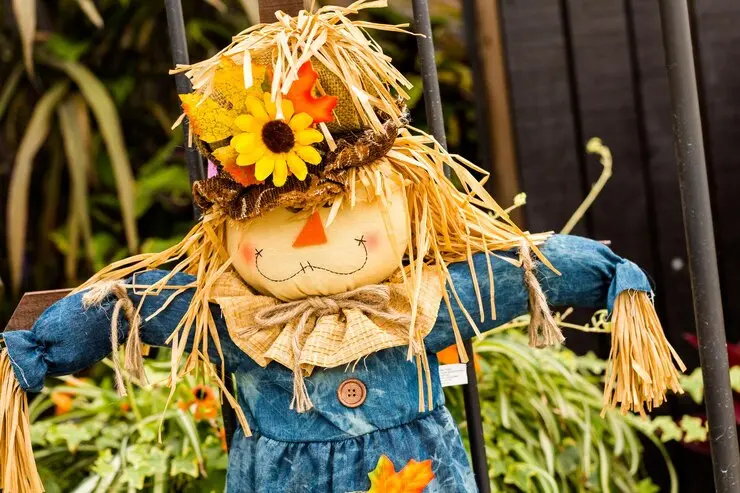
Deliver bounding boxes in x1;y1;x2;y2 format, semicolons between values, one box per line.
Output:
365;232;381;252
240;242;256;266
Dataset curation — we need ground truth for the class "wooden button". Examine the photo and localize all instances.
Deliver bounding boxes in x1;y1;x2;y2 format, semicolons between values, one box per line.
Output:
337;378;367;408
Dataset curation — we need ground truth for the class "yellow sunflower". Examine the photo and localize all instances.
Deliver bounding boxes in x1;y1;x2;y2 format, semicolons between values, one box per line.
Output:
230;93;324;186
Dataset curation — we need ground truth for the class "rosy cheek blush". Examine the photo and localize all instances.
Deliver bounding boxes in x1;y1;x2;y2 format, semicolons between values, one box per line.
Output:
240;242;256;265
365;232;381;251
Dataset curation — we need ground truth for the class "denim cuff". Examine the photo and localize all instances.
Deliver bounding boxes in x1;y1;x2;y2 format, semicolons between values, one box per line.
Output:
606;259;652;312
2;330;48;392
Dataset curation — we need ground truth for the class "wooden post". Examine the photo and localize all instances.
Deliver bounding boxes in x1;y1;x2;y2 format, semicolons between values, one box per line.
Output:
462;0;522;226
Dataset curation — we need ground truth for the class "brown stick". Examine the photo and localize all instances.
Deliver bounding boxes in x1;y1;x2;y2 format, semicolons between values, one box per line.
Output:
4;289;72;332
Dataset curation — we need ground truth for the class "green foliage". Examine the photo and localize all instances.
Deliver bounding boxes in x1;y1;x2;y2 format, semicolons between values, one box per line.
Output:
445;321;678;493
31;356;229;492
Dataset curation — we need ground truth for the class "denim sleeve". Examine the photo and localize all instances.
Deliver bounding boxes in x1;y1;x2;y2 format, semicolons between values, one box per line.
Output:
2;270;248;392
424;234;652;352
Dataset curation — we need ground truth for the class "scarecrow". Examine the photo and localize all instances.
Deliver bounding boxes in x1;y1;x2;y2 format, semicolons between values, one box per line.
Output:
0;3;684;492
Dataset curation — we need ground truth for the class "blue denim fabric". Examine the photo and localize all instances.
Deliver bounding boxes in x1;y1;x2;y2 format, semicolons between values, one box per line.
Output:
2;234;653;492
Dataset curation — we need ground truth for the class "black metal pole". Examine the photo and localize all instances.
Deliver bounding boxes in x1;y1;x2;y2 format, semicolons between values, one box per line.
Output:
164;0;238;449
411;1;490;491
658;2;740;492
165;0;206;191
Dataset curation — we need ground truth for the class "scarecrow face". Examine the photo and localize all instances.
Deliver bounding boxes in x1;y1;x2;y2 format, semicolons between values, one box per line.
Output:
226;180;409;301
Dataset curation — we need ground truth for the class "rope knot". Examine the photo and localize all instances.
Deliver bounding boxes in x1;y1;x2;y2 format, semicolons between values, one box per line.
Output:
252;283;410;414
82;281;148;395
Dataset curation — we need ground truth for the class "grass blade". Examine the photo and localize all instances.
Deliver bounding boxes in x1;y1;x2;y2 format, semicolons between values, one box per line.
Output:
11;0;36;76
58;95;96;281
73;0;104;28
0;65;24;122
6;82;68;294
54;60;139;253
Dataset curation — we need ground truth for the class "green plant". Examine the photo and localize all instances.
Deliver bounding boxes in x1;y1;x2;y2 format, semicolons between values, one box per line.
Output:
31;352;229;492
444;315;678;493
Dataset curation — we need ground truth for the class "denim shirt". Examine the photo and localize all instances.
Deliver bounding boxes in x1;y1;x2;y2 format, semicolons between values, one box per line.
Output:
2;235;650;492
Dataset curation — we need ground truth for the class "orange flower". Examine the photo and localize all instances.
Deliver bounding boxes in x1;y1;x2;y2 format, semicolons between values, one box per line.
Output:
367;455;434;493
217;427;228;451
286;61;338;124
191;385;219;421
51;391;74;416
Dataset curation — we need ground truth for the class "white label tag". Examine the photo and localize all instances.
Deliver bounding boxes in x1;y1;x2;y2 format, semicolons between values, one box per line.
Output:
439;363;468;387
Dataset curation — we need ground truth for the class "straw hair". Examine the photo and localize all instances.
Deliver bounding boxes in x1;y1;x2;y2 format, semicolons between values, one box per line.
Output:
0;349;44;493
171;0;413;135
603;290;686;416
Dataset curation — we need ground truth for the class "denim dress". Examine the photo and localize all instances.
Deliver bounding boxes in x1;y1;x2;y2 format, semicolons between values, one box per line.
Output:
3;235;650;492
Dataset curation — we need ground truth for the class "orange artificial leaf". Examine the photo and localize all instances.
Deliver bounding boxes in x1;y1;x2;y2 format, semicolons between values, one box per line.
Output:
293;210;328;248
286;61;338;124
367;455;435;493
396;459;435;493
213;146;259;186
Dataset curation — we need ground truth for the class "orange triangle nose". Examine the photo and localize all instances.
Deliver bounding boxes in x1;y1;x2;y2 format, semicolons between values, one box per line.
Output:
293;211;328;248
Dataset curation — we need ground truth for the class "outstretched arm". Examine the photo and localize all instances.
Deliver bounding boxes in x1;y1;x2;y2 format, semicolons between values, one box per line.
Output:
425;234;648;351
426;234;684;416
1;270;246;393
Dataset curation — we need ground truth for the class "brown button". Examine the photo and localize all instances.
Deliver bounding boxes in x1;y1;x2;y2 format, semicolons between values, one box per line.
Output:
337;378;367;408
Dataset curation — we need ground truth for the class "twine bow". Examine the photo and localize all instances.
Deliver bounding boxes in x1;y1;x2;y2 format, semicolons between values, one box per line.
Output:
253;284;412;413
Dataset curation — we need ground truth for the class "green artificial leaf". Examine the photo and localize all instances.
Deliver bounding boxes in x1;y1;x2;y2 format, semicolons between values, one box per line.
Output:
681;367;704;404
680;416;709;443
46;422;94;452
650;416;684;443
171;456;200;479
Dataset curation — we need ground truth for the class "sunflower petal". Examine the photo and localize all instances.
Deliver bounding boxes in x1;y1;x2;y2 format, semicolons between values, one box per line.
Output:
263;93;277;119
281;99;294;122
237;144;265;166
289;112;313;132
231;132;257;152
296;145;322;165
255;156;275;181
296;128;324;146
273;157;288;186
287;152;308;180
246;96;269;120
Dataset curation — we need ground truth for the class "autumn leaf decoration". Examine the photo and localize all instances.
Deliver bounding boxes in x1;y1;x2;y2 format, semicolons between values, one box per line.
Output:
367;455;435;493
286;61;338;124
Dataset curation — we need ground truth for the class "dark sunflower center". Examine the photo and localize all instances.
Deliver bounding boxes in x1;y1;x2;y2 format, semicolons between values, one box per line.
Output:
262;120;295;153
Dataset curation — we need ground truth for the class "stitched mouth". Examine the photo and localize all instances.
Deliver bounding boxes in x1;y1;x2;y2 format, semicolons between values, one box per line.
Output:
254;237;368;283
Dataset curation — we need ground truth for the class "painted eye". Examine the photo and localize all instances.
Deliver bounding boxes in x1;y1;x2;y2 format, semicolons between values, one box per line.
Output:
287;206;303;213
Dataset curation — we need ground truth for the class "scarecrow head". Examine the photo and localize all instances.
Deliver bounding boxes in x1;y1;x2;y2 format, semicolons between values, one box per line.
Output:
172;5;545;304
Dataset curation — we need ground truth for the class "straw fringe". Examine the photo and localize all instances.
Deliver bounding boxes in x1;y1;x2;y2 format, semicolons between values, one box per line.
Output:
75;211;251;436
82;281;147;395
0;349;44;493
519;240;564;348
603;290;686;416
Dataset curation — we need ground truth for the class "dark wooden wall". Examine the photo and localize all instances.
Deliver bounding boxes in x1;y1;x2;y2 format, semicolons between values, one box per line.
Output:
494;0;740;490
